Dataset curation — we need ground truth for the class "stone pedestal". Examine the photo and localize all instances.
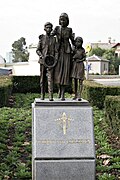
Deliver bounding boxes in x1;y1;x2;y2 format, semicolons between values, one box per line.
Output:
32;99;95;180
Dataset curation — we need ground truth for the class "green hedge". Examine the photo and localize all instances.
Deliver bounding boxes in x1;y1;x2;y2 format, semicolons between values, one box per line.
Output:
82;81;120;109
104;96;120;136
0;76;13;107
12;76;41;93
12;76;72;94
1;76;120;109
11;77;120;108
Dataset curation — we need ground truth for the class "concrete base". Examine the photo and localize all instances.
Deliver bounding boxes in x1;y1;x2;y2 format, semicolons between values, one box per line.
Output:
32;99;95;180
34;159;95;180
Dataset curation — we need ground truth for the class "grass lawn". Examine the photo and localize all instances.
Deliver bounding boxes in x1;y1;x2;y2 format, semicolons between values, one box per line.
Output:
0;93;119;180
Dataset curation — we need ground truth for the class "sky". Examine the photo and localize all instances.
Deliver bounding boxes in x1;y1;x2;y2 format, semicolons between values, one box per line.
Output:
0;0;120;58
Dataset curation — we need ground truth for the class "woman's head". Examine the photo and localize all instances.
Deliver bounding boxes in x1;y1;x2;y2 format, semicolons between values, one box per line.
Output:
59;13;69;27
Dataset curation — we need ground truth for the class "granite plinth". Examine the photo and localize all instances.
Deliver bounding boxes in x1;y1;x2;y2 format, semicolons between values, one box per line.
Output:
34;160;95;180
32;99;95;180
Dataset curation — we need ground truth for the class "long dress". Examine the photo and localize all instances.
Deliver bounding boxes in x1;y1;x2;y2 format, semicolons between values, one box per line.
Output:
52;26;74;85
71;48;86;80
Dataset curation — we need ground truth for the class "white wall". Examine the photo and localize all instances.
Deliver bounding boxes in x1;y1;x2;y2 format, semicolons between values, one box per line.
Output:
28;46;38;62
9;62;40;76
6;45;40;76
88;61;101;74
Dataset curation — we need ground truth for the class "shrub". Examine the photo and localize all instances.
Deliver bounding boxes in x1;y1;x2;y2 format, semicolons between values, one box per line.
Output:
104;96;120;136
82;80;120;109
12;76;72;94
0;76;13;107
12;76;41;93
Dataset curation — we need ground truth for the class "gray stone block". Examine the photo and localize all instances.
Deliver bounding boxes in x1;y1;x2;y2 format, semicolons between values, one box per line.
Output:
34;159;95;180
32;99;95;180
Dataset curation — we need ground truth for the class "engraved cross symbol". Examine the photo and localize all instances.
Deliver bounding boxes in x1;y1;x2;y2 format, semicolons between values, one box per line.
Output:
55;112;73;135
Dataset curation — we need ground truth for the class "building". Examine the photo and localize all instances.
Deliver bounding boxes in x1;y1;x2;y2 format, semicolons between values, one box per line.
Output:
29;44;38;62
6;52;13;63
0;54;13;75
91;38;120;58
0;55;5;67
91;37;116;50
0;67;12;75
5;44;40;76
112;43;120;58
86;54;109;75
91;42;116;50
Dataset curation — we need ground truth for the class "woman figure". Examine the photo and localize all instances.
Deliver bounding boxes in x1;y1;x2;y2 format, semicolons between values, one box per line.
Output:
71;37;86;101
52;13;75;100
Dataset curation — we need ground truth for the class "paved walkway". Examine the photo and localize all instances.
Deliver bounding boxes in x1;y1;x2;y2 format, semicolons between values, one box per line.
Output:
93;78;120;86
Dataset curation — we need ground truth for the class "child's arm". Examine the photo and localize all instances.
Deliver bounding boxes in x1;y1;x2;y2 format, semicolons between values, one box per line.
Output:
74;49;86;62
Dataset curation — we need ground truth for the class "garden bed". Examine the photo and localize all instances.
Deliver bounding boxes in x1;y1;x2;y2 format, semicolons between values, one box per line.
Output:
0;93;119;179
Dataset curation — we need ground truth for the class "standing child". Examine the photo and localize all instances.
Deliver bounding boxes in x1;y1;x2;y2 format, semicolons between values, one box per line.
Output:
36;22;58;101
71;37;86;101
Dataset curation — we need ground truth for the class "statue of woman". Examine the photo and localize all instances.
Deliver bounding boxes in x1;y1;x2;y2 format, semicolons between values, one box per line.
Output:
52;13;75;100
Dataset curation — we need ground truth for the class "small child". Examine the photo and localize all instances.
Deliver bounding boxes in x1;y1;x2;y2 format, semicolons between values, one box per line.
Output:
71;37;86;101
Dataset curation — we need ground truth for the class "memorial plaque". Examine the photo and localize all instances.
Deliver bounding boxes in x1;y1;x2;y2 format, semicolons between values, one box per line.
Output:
32;99;95;180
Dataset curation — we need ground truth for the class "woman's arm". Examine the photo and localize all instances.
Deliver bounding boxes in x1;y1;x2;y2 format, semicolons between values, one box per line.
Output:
69;28;75;46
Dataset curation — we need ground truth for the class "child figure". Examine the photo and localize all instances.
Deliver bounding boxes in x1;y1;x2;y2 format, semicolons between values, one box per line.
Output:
71;37;86;101
36;22;58;101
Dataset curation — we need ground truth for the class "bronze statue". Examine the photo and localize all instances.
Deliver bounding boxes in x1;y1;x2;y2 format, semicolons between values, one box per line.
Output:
36;22;58;101
71;37;86;101
52;13;75;100
36;14;86;101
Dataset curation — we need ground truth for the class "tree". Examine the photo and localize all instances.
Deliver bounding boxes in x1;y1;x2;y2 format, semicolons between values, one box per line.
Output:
103;49;115;61
103;49;117;74
113;57;120;74
89;47;106;57
12;37;29;62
